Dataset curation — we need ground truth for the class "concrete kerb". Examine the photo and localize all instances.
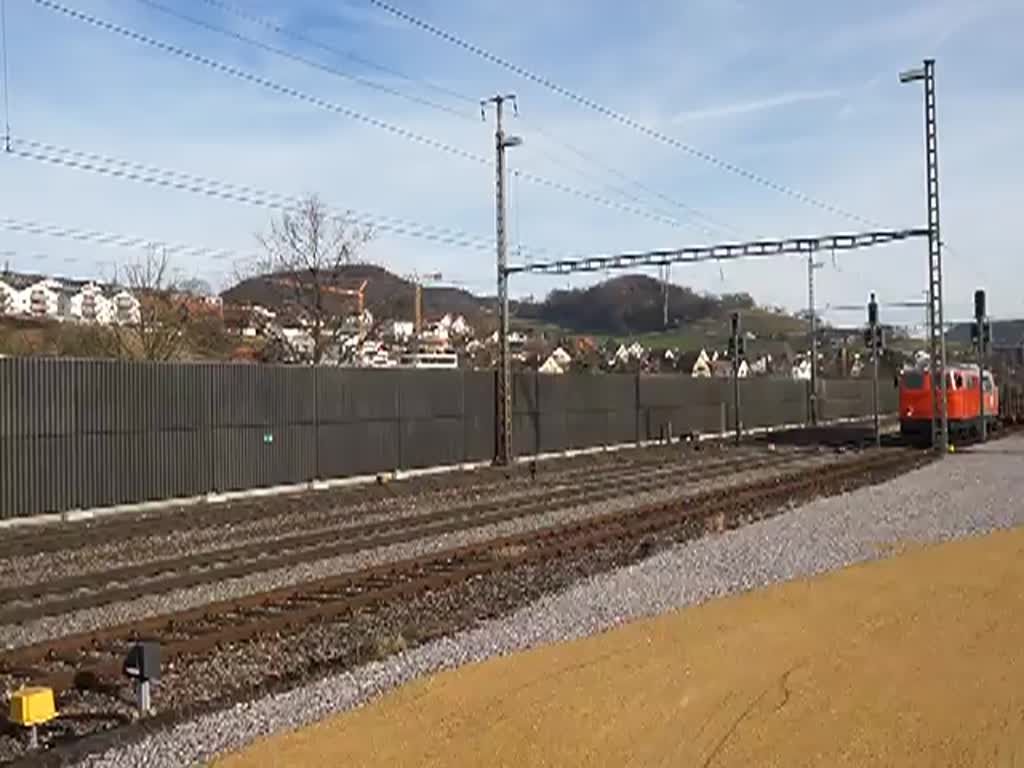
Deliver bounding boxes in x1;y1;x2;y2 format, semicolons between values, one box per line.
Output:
0;413;896;533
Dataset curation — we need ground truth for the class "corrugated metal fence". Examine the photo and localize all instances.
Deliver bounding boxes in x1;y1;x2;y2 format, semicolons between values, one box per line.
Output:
0;358;895;520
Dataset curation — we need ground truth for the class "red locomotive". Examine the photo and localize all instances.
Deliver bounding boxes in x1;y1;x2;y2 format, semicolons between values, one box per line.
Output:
899;365;999;441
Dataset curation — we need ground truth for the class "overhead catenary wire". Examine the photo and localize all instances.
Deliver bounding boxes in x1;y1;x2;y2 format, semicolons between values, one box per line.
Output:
0;216;261;264
32;0;486;164
0;246;235;289
4;138;523;256
188;0;718;233
137;0;694;233
518;137;687;231
129;0;473;121
941;240;1003;306
364;0;883;229
196;0;479;108
518;116;741;239
30;0;688;231
11;137;502;250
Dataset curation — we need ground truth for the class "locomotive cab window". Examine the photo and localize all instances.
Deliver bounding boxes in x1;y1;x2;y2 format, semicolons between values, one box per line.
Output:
902;371;925;390
953;373;964;389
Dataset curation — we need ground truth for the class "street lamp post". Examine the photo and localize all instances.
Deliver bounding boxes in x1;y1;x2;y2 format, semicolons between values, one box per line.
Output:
900;59;948;454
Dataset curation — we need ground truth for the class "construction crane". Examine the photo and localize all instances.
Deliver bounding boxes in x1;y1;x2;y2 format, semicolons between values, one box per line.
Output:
270;277;368;313
404;272;443;335
268;276;370;337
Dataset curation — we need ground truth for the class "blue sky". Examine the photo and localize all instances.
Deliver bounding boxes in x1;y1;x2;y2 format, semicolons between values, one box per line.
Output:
1;0;1021;325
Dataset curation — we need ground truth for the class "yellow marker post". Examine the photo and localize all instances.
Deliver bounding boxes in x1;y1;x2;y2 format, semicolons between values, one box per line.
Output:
8;687;57;749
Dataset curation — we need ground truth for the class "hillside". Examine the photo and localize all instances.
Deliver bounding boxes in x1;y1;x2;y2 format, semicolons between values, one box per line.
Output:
223;264;490;326
513;274;755;335
947;319;1024;347
221;266;793;339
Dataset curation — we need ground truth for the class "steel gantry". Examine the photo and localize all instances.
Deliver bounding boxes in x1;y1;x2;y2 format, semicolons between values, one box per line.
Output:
492;228;929;465
504;229;928;276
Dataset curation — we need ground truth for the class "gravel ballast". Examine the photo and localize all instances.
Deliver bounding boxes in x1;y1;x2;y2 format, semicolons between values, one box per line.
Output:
0;449;827;649
74;439;1024;767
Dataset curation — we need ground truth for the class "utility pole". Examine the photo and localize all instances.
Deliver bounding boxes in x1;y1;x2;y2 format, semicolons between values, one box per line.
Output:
807;252;823;425
901;58;948;453
729;312;745;444
483;94;521;466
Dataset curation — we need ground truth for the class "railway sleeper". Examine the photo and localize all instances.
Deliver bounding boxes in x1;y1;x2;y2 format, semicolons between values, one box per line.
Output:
2;451;924;697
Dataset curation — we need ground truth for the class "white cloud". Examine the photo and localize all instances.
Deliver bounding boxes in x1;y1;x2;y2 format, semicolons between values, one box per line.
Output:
672;90;841;125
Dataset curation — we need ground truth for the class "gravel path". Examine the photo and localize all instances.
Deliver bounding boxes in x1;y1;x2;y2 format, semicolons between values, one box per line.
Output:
0;449;829;649
73;438;1024;768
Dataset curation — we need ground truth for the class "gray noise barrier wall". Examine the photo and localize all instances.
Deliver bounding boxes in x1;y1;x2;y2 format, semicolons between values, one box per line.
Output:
638;377;730;439
818;378;897;423
0;357;895;520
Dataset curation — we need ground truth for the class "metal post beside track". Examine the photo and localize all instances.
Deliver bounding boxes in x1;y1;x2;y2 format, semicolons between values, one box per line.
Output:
731;312;743;444
975;289;988;442
901;58;948;454
868;293;881;448
484;93;520;466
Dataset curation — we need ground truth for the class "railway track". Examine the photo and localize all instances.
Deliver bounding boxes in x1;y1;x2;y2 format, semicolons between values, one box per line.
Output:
0;447;827;626
0;441;735;561
0;448;928;696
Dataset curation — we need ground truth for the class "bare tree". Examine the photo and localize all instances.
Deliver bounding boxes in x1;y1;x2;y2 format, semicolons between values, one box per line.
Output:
112;247;193;361
254;195;373;364
178;276;214;297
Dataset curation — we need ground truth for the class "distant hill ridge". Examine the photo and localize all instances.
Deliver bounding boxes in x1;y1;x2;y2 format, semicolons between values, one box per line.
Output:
222;264;490;327
221;266;760;336
947;320;1024;347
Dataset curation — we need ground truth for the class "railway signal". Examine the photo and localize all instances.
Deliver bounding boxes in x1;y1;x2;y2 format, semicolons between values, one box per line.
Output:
973;289;990;441
123;641;161;716
865;293;883;448
729;312;745;444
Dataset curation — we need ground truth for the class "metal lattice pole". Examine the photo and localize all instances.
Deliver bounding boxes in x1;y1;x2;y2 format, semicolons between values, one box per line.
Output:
923;59;949;453
484;94;517;466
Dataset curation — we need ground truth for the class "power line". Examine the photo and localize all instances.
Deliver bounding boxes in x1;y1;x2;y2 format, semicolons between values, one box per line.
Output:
5;137;520;255
195;0;724;239
196;0;478;108
364;0;882;228
143;0;722;234
32;0;687;230
129;0;473;121
191;0;712;232
0;216;259;264
14;137;500;249
510;168;680;228
515;122;691;233
518;116;740;239
0;246;235;289
33;0;487;164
